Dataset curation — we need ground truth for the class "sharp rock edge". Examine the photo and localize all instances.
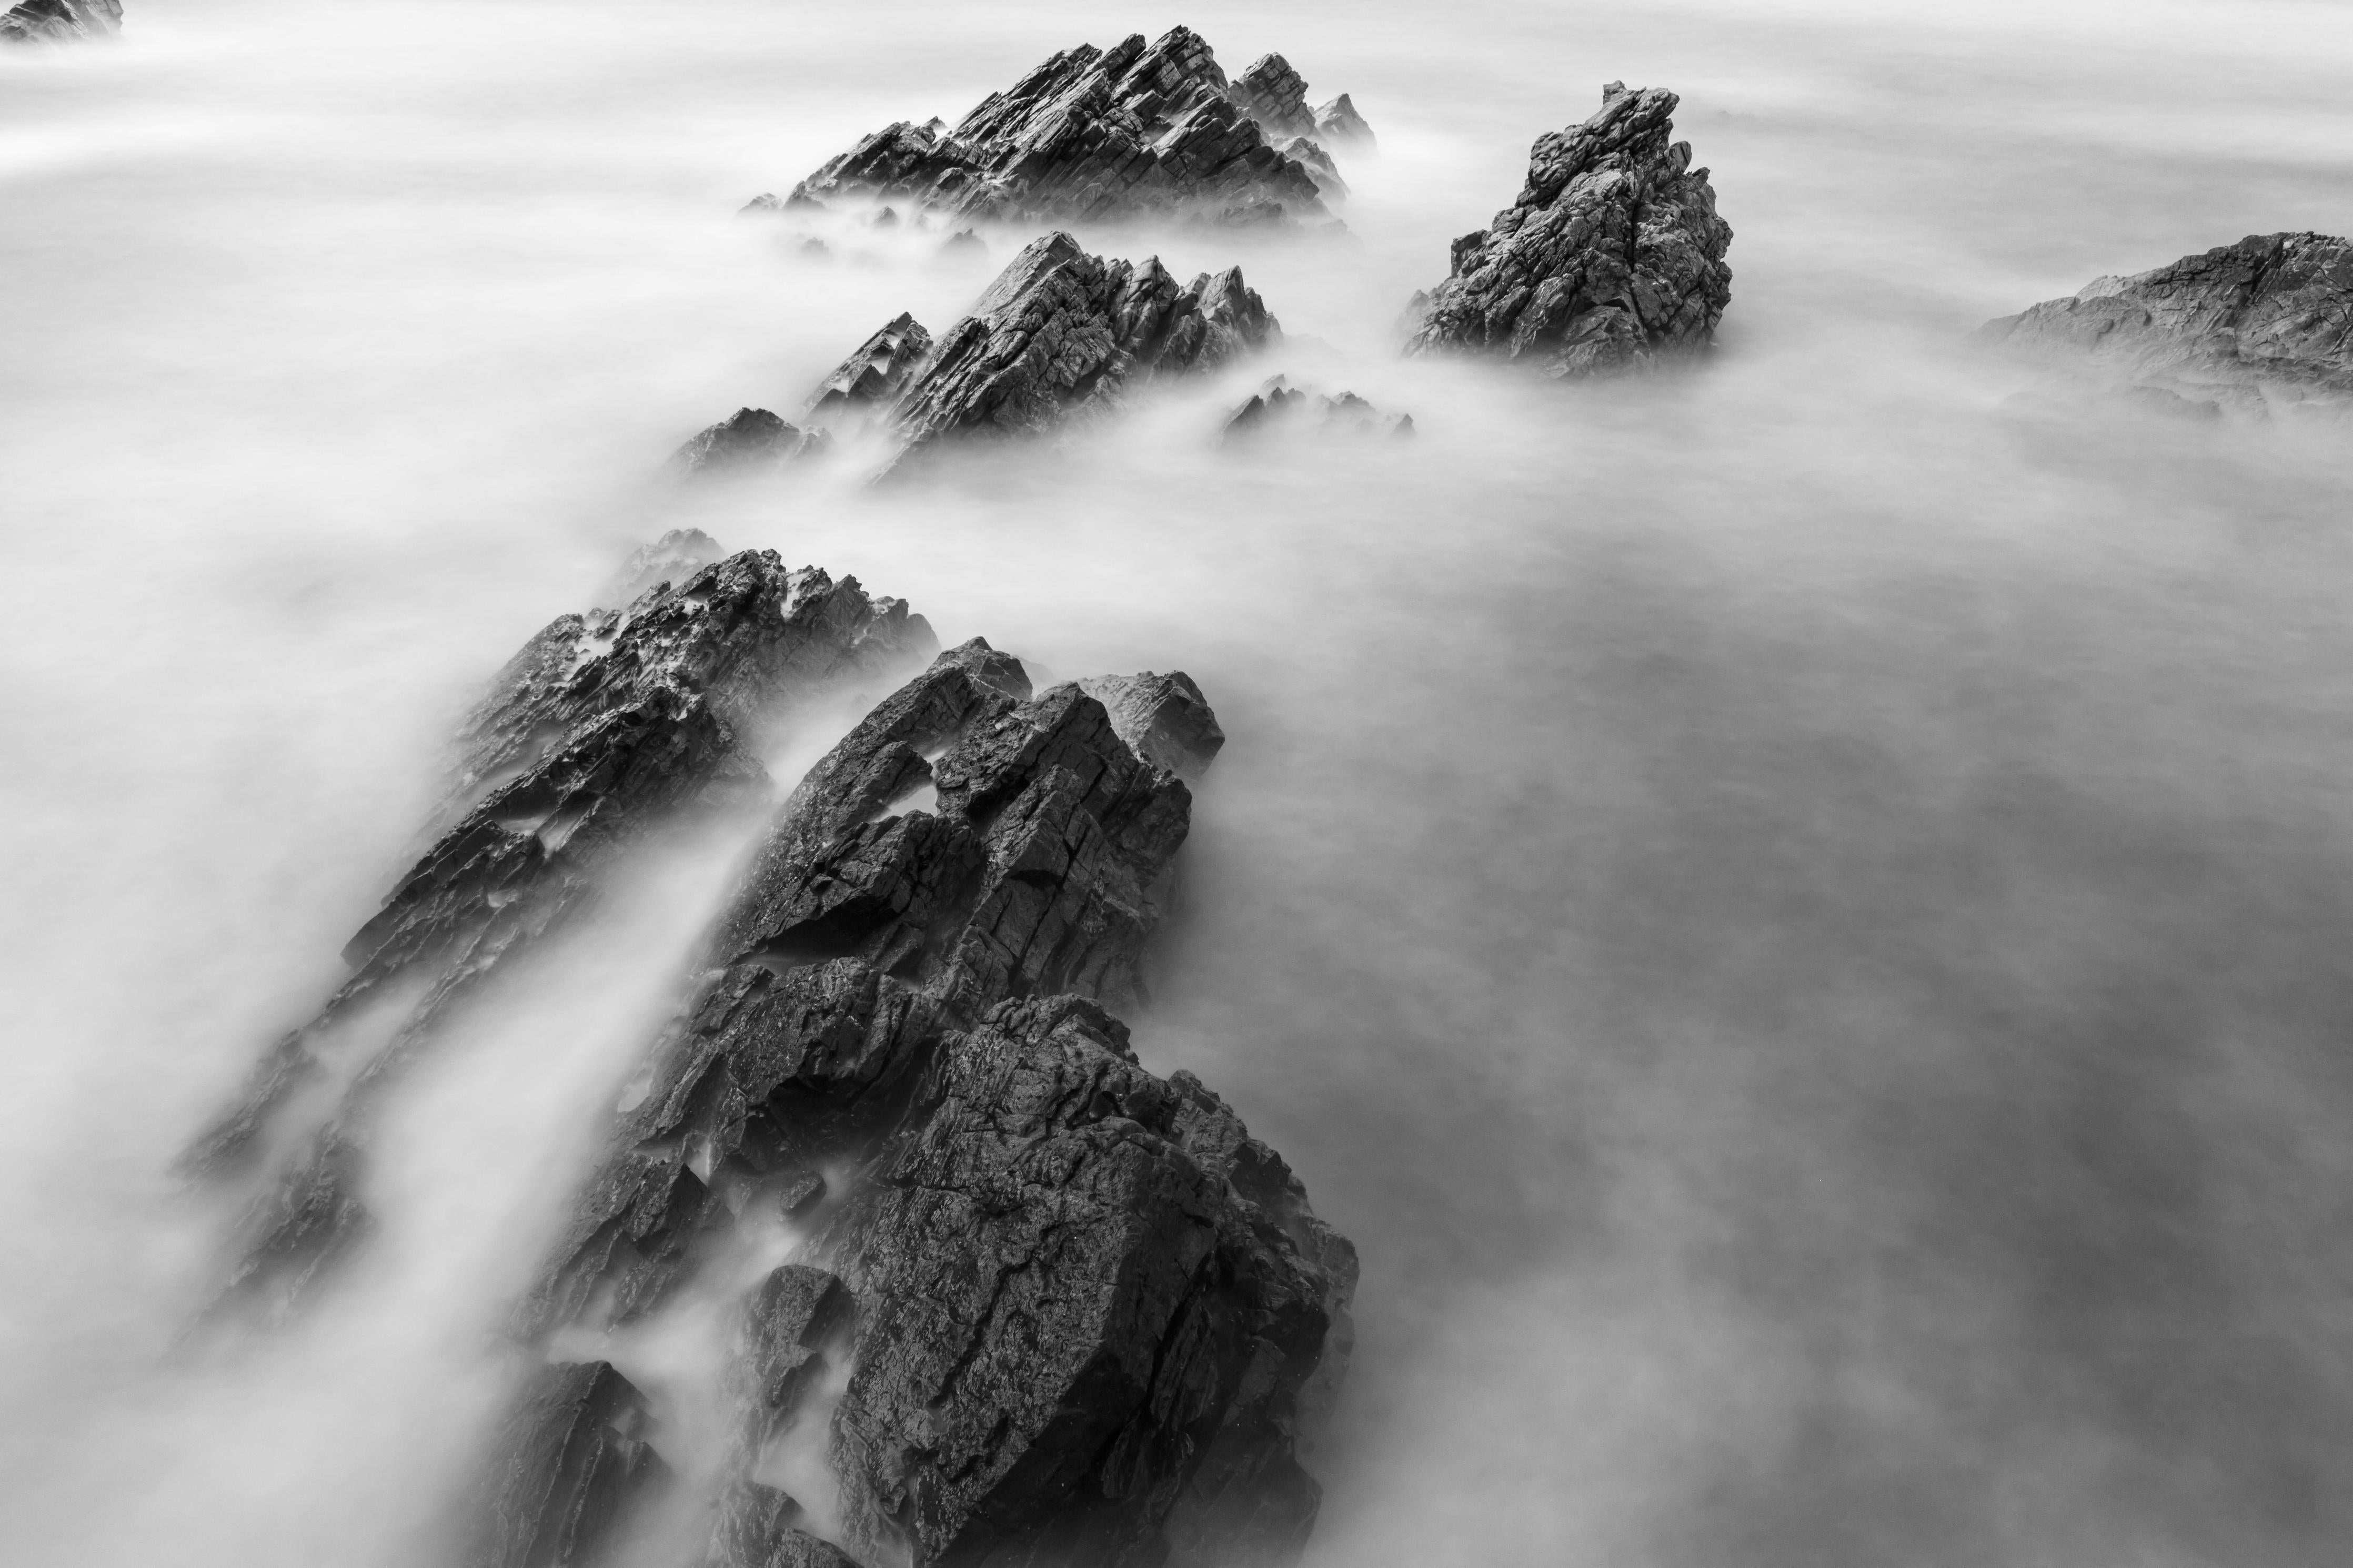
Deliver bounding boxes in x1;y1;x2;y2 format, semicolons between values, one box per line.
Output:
1978;230;2353;421
183;541;939;1321
480;627;1352;1568
742;25;1370;228
0;0;119;44
674;231;1279;479
1403;82;1734;379
1219;376;1415;447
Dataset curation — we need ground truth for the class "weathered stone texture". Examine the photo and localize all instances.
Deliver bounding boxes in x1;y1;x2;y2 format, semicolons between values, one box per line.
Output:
1;0;120;44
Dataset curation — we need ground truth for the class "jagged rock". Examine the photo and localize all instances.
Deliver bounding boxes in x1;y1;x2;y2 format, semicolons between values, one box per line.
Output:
1404;83;1733;378
187;547;936;1316
1313;94;1373;149
1274;136;1347;199
468;1360;670;1568
1978;231;2353;418
802;313;935;433
1220;377;1412;444
940;228;988;261
775;27;1353;227
506;634;1352;1568
673;409;830;474
1232;53;1316;140
886;231;1278;459
0;0;120;43
606;528;723;609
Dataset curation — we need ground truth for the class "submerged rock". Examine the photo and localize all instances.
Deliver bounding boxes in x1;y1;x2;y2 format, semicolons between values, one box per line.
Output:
769;26;1364;226
679;232;1278;476
0;0;120;43
672;408;830;474
1978;231;2353;419
1404;82;1733;378
502;632;1353;1568
187;544;936;1316
1221;376;1413;444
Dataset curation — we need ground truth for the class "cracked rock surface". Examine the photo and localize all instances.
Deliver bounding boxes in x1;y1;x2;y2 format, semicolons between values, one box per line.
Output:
1;0;119;43
1405;82;1733;378
494;632;1352;1568
187;542;935;1316
758;26;1364;227
1978;231;2353;418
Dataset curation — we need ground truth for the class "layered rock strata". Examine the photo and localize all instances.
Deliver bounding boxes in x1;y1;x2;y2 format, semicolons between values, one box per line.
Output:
673;409;831;474
0;0;120;43
681;232;1279;477
1978;231;2353;418
494;637;1353;1568
749;26;1368;227
187;543;936;1315
1404;83;1733;378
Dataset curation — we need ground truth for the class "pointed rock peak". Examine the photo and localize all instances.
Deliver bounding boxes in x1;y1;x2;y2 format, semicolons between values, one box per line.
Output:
931;637;1033;700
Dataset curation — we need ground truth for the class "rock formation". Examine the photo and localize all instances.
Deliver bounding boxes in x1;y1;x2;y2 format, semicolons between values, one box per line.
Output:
0;0;119;43
679;232;1279;478
673;409;830;473
1978;231;2353;419
1404;83;1733;378
1220;377;1414;444
748;27;1369;227
487;631;1352;1568
187;542;936;1316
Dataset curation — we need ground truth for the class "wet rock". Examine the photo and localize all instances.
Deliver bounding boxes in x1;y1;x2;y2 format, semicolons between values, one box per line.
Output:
1405;82;1733;378
672;408;829;474
468;1360;669;1568
1220;376;1413;444
1;0;120;44
187;544;937;1315
511;632;1352;1568
775;27;1353;228
1978;231;2353;418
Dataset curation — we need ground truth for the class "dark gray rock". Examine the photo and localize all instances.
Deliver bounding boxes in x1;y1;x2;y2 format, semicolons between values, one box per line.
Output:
673;409;829;474
1312;94;1373;149
187;546;937;1316
467;1360;670;1568
1978;231;2353;418
775;27;1351;228
0;0;119;43
508;633;1352;1568
1231;53;1317;140
1220;377;1412;445
1404;82;1733;378
802;313;934;433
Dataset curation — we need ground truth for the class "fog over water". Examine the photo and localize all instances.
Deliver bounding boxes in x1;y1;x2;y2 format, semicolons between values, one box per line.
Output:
8;1;2353;1563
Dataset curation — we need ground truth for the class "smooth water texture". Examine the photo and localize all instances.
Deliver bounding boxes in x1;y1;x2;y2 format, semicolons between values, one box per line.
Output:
7;2;2353;1565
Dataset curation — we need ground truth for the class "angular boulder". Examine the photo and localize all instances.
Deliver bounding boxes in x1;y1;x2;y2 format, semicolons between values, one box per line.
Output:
673;408;829;474
1978;231;2353;418
766;27;1361;226
1404;82;1733;378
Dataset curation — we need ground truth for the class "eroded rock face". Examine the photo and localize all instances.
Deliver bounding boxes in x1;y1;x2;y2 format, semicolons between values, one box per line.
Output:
762;27;1364;226
468;1360;671;1568
0;0;120;44
1978;231;2353;418
187;547;937;1316
1405;82;1733;378
502;634;1353;1568
680;233;1278;477
1220;377;1413;445
675;409;830;474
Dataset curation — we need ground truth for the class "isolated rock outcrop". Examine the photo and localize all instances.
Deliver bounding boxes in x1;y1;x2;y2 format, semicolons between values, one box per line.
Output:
1405;83;1732;378
1221;376;1413;445
497;638;1353;1568
188;542;936;1314
0;0;119;43
679;233;1278;477
673;408;830;473
1978;231;2353;418
750;26;1367;226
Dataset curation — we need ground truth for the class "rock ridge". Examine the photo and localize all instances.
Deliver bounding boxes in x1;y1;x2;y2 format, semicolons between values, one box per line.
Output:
1405;82;1733;378
1;0;120;43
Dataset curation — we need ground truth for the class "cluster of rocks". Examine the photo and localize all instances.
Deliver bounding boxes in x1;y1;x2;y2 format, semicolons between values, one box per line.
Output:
1220;377;1414;444
1;0;119;43
746;27;1372;229
1978;231;2353;420
676;231;1278;477
186;544;936;1314
1404;83;1734;378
